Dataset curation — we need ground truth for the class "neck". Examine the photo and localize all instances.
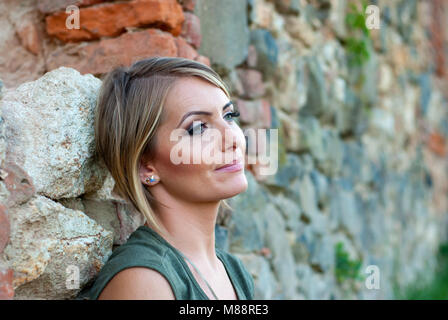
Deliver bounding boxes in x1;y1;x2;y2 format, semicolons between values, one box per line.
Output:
146;198;221;269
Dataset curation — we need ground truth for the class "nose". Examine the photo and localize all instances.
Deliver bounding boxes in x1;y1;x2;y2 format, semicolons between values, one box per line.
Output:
216;119;243;162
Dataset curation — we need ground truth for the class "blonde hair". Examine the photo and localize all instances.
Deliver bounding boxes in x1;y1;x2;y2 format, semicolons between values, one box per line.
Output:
94;57;233;236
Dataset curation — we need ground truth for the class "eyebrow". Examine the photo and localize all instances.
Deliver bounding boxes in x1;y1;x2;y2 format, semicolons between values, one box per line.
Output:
176;101;234;128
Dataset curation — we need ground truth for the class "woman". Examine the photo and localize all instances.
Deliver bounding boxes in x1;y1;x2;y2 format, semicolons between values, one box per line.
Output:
77;57;254;300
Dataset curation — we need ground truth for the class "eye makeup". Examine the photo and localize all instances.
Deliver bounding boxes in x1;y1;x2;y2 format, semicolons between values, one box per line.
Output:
186;108;240;136
176;101;235;129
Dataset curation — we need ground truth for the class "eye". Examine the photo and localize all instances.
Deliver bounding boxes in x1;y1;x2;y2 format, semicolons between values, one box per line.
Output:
187;122;207;136
187;110;240;136
224;111;240;122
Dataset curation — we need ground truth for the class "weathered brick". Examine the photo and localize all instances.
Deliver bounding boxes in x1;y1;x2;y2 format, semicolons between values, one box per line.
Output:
236;99;258;124
2;161;36;208
181;12;201;49
427;131;446;157
38;0;106;15
173;37;211;67
236;69;266;99
180;0;196;12
15;21;41;55
0;268;14;300
46;0;184;42
0;204;10;253
194;55;211;67
175;37;198;60
46;29;178;75
431;0;446;77
235;99;271;128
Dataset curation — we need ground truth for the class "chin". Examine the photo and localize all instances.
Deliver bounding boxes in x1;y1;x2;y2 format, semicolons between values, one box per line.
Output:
221;171;248;197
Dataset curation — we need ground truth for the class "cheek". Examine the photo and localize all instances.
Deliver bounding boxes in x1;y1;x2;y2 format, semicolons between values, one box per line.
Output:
155;124;246;181
156;139;211;180
236;127;247;155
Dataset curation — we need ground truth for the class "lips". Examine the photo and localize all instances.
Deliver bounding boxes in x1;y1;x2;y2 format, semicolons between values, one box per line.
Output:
214;158;244;172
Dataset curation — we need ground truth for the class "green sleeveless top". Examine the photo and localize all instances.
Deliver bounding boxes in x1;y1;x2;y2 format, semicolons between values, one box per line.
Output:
76;225;254;300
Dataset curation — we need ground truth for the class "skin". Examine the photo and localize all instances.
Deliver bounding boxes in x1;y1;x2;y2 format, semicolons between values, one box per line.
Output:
99;76;248;300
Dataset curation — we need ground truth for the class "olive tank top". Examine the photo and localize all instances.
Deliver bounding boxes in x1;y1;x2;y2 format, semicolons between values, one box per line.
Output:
76;225;254;300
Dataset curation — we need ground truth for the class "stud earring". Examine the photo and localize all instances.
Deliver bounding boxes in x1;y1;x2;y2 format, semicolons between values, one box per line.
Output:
145;175;156;184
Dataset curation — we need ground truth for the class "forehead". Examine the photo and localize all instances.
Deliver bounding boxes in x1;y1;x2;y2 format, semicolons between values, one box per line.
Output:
162;76;229;124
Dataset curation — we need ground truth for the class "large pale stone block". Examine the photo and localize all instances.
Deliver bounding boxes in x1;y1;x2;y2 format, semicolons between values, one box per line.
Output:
2;195;113;300
0;67;107;199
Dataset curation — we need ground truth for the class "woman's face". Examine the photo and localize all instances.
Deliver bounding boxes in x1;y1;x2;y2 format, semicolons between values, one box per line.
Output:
143;76;248;205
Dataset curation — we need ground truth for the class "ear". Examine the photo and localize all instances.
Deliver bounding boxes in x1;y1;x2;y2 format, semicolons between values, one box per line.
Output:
139;158;159;186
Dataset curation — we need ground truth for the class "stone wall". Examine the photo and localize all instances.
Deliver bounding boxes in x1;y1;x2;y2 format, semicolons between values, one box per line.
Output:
213;0;448;299
1;0;448;300
0;0;207;87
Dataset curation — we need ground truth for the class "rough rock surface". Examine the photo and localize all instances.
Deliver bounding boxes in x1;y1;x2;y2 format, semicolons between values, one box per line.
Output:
0;67;106;199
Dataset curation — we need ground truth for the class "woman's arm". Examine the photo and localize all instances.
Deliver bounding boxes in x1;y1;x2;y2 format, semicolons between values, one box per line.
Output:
98;267;176;300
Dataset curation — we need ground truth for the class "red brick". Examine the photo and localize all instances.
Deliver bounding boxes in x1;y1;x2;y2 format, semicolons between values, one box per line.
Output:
16;21;41;55
38;0;106;15
180;0;196;12
236;99;257;124
0;204;10;253
181;12;201;49
46;28;178;75
174;37;211;68
235;99;271;128
236;69;266;99
431;0;446;77
427;131;446;157
194;55;211;67
2;161;36;209
0;268;14;300
46;0;184;42
175;37;198;60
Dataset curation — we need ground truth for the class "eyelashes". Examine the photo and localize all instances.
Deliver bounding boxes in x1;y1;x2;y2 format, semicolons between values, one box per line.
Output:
187;111;240;136
224;111;240;121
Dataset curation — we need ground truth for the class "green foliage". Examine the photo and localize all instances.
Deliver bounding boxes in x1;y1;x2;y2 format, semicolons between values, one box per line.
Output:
344;0;371;67
394;242;448;300
334;241;363;284
345;38;370;67
345;1;370;36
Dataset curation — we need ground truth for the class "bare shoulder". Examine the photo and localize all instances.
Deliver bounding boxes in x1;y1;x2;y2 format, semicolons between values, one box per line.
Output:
98;267;176;300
